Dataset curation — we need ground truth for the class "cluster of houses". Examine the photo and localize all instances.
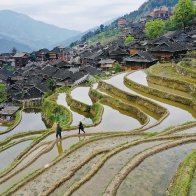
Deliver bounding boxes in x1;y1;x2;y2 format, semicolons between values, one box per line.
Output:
0;6;195;121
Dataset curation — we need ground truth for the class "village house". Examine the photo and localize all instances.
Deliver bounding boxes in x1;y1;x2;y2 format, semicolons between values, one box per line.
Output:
98;59;117;71
13;52;29;67
109;46;129;62
47;50;58;61
0;105;20;121
148;6;172;20
123;51;157;70
36;49;49;61
127;41;147;55
149;37;187;61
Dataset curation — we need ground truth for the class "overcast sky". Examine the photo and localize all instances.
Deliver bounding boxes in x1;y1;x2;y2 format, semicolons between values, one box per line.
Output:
0;0;146;31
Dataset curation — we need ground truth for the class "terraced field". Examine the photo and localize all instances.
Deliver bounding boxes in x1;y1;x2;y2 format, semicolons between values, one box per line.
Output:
0;66;195;196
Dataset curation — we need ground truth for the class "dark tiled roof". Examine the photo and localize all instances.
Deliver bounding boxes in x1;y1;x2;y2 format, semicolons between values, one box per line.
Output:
80;66;102;76
70;71;86;82
150;38;187;52
53;69;72;81
41;65;58;77
35;82;49;93
124;52;157;63
109;47;128;56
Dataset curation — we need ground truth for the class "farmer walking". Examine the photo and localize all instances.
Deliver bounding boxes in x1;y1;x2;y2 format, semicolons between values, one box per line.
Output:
78;121;85;134
56;123;62;139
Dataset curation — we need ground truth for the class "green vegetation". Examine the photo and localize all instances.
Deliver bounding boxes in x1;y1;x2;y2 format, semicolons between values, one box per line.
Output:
168;150;196;196
47;79;56;92
177;51;196;78
90;102;104;125
145;19;166;39
173;0;196;30
148;63;196;85
124;35;135;45
42;89;72;128
0;83;7;103
114;63;122;73
144;0;196;38
87;29;122;46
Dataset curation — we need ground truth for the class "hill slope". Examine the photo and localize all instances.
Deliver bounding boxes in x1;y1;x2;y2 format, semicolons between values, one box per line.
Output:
70;0;179;46
0;10;80;52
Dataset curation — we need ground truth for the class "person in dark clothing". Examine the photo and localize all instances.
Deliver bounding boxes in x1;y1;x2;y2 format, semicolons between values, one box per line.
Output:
56;123;62;139
78;121;85;134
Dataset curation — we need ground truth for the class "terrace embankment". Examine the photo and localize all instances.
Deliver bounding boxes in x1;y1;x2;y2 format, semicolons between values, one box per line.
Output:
98;81;167;120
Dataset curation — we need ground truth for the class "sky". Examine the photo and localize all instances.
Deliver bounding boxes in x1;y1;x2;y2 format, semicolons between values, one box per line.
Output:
0;0;146;31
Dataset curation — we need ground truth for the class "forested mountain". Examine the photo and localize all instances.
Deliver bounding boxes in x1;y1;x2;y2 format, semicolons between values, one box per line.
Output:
0;10;80;53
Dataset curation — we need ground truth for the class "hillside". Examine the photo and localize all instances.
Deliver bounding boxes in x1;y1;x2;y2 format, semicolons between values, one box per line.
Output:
71;0;179;47
123;0;179;21
0;35;32;53
0;10;80;52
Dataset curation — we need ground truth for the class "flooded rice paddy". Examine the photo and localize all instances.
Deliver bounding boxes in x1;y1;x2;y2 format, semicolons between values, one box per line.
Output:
0;70;195;195
117;143;196;196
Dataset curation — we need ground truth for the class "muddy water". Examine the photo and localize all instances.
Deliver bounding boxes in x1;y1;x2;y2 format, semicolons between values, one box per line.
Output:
117;143;196;196
0;109;46;141
42;105;142;143
0;126;7;132
74;141;167;196
0;140;32;172
105;72;195;132
128;71;193;98
0;137;79;194
13;136;141;195
174;127;196;135
57;93;93;126
51;154;103;196
71;87;92;105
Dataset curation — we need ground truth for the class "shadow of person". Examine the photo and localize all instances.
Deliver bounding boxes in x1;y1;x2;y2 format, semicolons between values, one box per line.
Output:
56;139;63;155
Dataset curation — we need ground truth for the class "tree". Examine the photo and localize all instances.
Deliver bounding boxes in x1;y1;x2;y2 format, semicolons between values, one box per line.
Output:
145;19;165;39
47;79;56;91
114;63;122;73
164;17;178;31
11;47;17;55
124;35;135;45
0;83;7;103
100;24;104;32
173;0;196;30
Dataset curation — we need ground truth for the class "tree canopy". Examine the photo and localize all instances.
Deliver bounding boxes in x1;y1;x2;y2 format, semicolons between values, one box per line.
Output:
0;83;7;103
124;35;135;45
114;63;122;73
145;19;165;39
173;0;196;30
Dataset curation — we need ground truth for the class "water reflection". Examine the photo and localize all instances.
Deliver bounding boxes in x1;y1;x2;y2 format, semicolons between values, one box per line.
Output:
56;140;63;155
71;87;92;105
0;109;47;141
57;93;93;126
0;140;32;172
105;72;196;132
78;134;86;142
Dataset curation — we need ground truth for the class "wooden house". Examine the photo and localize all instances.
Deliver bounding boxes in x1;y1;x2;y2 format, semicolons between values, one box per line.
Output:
149;37;187;61
98;59;116;71
109;46;129;62
127;41;146;55
0;106;20;121
148;6;172;20
13;52;29;67
123;52;157;70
